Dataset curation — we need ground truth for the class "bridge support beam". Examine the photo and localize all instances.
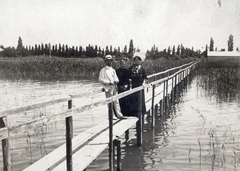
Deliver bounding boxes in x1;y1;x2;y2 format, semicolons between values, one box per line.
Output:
136;89;143;147
1;118;11;171
113;139;121;171
66;100;73;171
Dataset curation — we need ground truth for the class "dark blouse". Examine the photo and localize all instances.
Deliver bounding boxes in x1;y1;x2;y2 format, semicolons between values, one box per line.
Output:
128;65;147;88
116;68;130;93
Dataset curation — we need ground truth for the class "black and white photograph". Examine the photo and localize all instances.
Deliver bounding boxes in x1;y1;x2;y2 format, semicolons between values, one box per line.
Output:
0;0;240;170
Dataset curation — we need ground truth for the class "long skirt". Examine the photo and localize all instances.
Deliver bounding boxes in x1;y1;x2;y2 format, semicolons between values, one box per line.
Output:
126;91;146;117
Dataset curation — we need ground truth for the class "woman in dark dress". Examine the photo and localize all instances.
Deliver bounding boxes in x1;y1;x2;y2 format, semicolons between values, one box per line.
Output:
128;52;148;117
116;58;130;116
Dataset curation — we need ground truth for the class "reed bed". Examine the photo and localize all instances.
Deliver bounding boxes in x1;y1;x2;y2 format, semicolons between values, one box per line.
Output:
197;59;240;99
0;56;105;81
0;56;196;81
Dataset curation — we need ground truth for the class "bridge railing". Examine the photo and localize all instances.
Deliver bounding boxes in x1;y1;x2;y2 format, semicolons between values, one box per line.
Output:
0;61;198;171
147;61;195;82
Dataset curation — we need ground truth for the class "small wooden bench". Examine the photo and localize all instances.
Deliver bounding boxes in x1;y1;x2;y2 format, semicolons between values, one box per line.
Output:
23;117;138;171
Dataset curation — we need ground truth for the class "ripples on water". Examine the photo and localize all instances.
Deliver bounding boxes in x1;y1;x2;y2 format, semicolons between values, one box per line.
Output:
1;64;240;171
0;80;107;171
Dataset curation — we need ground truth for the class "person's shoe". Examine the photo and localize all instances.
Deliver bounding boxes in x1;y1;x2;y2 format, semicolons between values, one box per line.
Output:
118;116;127;119
112;116;118;120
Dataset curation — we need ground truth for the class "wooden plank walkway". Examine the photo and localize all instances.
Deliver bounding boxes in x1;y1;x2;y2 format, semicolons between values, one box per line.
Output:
23;117;138;171
53;117;138;171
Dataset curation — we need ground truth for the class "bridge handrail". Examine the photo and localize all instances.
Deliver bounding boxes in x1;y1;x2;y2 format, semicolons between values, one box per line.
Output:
150;62;198;85
147;61;194;79
0;89;103;118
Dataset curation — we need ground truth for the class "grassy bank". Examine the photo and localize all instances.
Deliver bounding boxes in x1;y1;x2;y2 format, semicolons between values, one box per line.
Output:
0;56;196;81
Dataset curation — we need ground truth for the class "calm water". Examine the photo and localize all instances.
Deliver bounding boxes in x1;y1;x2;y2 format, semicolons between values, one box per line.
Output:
86;70;240;171
1;66;240;171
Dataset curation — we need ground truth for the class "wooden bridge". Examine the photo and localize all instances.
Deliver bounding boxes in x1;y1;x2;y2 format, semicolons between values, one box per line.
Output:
0;61;198;171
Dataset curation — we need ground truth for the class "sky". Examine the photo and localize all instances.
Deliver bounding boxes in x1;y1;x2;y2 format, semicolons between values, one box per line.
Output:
0;0;239;52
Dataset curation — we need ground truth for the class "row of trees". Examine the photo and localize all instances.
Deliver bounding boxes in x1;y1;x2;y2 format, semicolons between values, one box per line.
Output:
209;34;238;51
1;36;204;59
146;44;202;59
0;37;135;58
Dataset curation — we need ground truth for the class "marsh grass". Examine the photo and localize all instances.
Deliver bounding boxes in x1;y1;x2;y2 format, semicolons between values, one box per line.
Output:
197;59;240;103
0;56;105;81
193;106;240;169
0;56;196;81
199;60;240;89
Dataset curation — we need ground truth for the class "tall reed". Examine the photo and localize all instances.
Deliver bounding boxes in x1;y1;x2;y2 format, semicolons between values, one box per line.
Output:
0;56;105;81
197;59;240;102
0;56;196;81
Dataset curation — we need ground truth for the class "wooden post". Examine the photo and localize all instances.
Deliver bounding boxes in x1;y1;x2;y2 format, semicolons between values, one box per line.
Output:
171;77;174;103
185;69;188;86
182;71;184;81
137;89;143;147
159;100;163;116
125;130;129;142
179;72;182;89
184;69;187;86
151;85;155;128
66;100;73;171
164;96;168;110
162;81;166;114
108;102;114;171
174;75;178;99
187;69;190;85
166;77;169;109
166;79;168;96
182;71;184;87
1;119;11;171
155;104;158;118
113;139;121;171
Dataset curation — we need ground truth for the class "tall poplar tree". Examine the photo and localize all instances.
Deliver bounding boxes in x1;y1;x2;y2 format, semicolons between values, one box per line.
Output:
17;36;25;56
105;46;109;55
123;45;127;54
58;43;61;57
228;34;234;51
210;37;214;51
176;45;180;55
110;45;113;55
128;39;134;54
172;45;175;55
17;36;23;49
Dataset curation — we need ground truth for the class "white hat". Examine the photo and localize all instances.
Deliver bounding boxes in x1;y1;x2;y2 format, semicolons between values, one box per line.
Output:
105;55;113;60
133;52;146;61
